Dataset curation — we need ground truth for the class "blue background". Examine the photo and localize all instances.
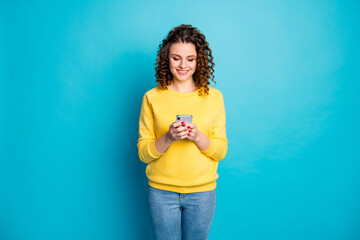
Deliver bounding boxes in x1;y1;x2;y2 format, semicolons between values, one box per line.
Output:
1;0;359;239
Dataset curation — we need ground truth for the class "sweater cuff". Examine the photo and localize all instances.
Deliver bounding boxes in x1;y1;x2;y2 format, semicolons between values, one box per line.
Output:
149;141;162;159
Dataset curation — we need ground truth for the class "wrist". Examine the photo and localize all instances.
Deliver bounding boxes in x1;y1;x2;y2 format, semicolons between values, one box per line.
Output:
194;134;201;144
166;131;174;143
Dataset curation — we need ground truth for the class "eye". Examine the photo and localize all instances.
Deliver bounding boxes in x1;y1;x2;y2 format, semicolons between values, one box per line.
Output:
173;58;180;61
188;59;195;62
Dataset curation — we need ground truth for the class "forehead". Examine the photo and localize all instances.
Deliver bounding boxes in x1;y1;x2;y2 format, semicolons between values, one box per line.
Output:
169;42;197;56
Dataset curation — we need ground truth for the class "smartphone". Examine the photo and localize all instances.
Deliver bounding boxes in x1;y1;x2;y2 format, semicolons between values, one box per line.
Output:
176;115;193;123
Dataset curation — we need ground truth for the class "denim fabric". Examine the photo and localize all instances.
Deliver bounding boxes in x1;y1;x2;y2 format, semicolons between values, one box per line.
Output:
148;185;216;240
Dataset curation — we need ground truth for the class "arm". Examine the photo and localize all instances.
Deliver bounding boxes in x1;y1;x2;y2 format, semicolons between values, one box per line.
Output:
137;95;188;163
137;94;162;163
155;121;190;153
154;132;172;154
193;131;210;151
200;92;228;161
184;92;228;161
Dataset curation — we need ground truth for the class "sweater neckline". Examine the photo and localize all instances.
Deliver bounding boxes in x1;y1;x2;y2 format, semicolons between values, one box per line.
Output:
166;86;199;96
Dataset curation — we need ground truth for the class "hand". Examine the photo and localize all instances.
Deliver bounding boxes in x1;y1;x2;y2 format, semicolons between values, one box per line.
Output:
167;121;190;142
183;123;200;142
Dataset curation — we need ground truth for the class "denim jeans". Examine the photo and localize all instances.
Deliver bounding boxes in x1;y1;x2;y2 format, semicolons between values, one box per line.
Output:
148;185;216;240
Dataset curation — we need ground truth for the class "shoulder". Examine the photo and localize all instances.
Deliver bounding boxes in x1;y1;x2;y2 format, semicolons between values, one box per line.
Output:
142;86;164;102
208;87;224;98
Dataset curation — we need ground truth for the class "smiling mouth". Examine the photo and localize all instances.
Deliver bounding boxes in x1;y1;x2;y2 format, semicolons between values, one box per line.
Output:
177;70;189;74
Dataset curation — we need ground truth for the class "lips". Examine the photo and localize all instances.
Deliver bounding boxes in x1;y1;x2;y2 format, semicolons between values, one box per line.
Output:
177;69;189;75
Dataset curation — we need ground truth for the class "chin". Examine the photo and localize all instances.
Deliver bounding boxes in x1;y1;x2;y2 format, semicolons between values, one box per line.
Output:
172;72;194;81
176;76;192;82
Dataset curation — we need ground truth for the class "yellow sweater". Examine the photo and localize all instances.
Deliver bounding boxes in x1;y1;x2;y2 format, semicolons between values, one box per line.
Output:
137;86;228;193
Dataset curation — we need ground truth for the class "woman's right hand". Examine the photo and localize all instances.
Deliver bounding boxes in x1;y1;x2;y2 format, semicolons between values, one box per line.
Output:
167;121;188;142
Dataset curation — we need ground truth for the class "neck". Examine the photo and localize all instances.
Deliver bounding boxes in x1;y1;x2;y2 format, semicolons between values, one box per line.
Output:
169;79;196;93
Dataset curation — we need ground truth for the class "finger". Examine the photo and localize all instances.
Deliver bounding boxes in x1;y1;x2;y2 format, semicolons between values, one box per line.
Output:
181;121;188;127
186;132;194;138
177;128;188;136
176;126;188;132
172;127;183;135
181;132;189;139
173;122;183;128
169;122;177;129
186;125;196;131
177;130;188;138
180;130;189;136
172;132;181;140
174;129;184;136
169;131;176;139
175;125;188;133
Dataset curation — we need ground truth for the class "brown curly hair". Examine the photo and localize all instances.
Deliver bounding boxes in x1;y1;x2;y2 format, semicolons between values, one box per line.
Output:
155;24;216;96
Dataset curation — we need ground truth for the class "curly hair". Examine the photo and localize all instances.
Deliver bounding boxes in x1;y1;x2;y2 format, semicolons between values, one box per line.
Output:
155;24;216;96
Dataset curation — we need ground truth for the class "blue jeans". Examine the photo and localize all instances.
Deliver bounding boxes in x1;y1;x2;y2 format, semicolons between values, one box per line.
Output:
148;185;216;240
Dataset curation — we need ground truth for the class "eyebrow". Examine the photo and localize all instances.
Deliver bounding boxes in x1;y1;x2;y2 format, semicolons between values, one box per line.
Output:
171;54;196;58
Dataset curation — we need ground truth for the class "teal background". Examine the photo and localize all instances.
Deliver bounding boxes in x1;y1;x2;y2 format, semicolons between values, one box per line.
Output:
1;0;360;239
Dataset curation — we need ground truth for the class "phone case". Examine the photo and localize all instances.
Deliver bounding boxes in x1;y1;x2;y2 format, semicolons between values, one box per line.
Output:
176;115;193;123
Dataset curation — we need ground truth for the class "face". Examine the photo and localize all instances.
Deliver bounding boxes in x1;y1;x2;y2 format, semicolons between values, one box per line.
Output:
168;42;197;83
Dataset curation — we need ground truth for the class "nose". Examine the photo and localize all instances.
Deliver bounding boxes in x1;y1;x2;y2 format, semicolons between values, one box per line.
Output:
179;60;186;68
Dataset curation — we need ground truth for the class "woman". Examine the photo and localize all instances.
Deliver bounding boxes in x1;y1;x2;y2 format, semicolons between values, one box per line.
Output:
137;24;228;240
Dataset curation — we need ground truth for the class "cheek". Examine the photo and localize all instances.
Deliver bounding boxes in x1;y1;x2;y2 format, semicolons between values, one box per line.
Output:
168;61;177;75
169;60;177;69
191;61;197;70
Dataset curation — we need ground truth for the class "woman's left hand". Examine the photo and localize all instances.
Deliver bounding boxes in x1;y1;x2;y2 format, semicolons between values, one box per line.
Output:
180;122;210;151
182;122;200;142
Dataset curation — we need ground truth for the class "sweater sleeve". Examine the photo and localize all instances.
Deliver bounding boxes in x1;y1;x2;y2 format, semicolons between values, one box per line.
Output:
201;91;228;162
137;94;163;163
